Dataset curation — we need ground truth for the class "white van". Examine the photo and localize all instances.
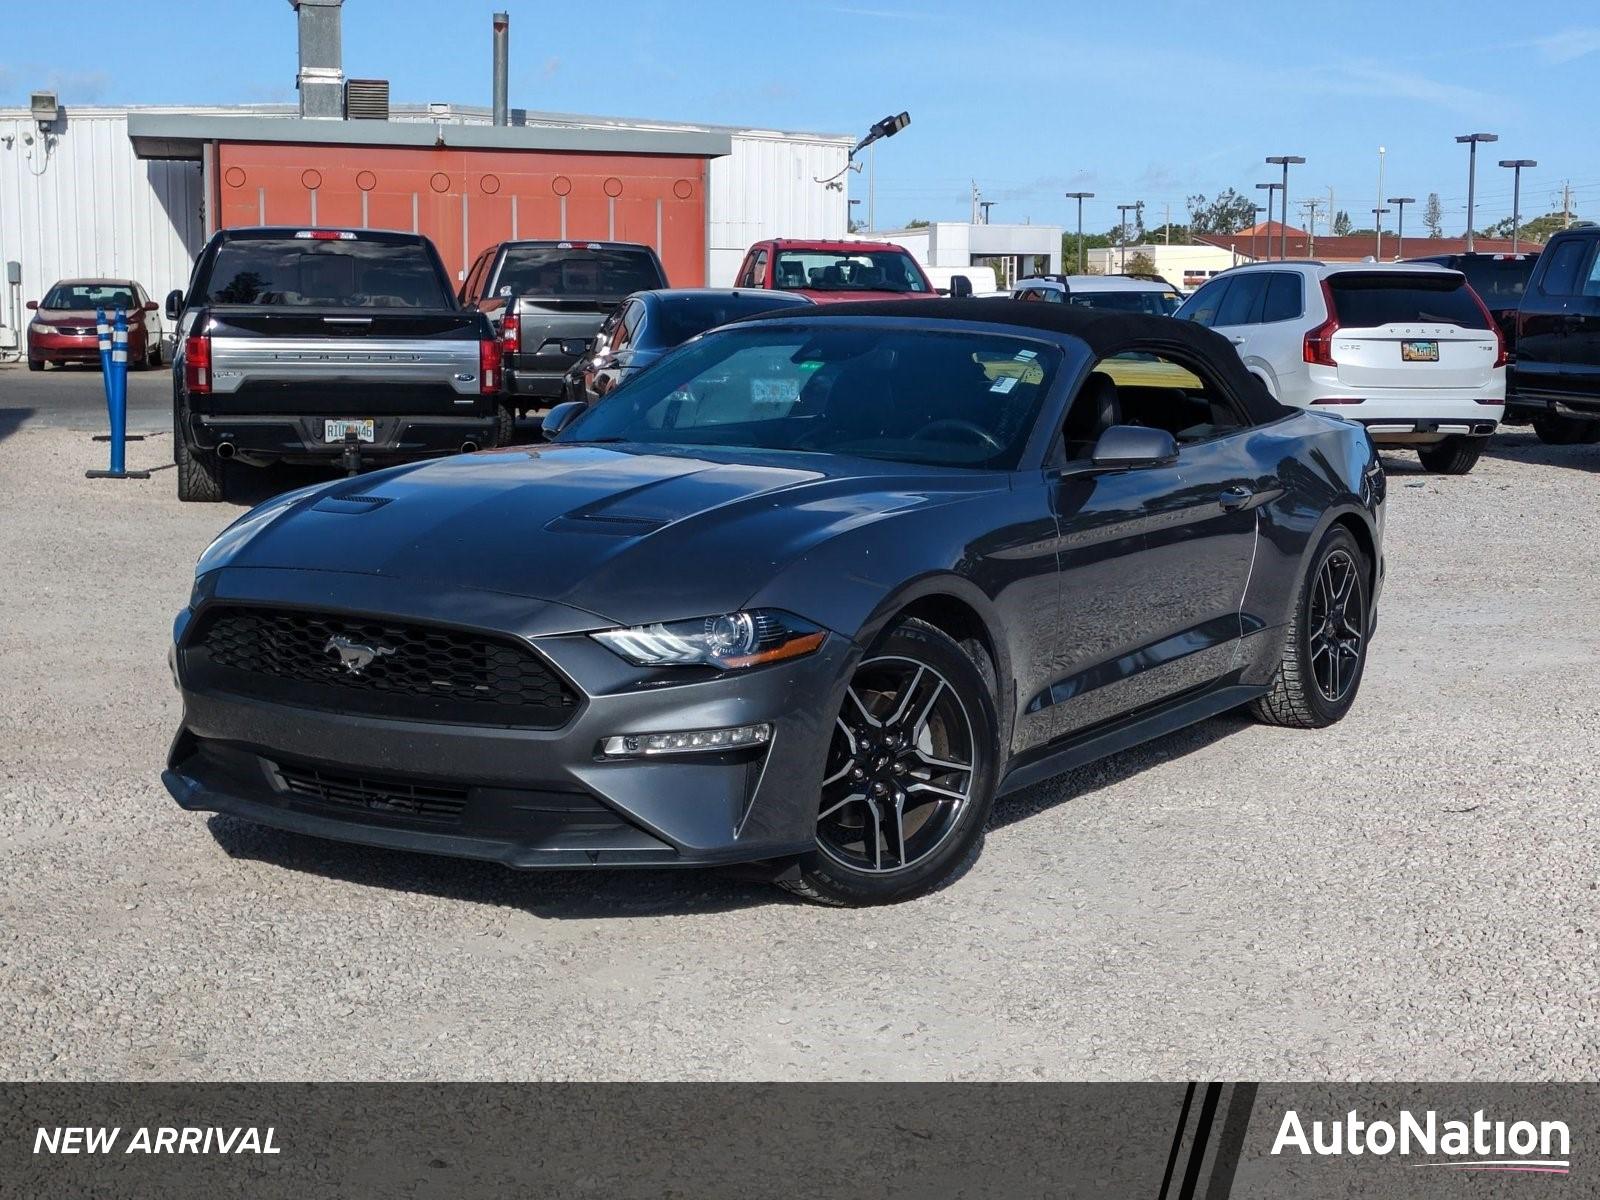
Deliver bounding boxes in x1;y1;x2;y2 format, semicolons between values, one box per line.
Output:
922;264;1001;297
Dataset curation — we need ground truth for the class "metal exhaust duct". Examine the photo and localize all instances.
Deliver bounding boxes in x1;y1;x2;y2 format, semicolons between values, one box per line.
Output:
492;11;510;126
289;0;346;119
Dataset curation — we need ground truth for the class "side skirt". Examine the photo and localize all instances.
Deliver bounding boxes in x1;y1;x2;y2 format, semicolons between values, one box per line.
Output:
995;683;1266;798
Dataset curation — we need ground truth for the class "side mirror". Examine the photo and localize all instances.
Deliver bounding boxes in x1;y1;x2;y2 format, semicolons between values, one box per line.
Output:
143;300;159;313
541;401;586;441
25;300;38;310
164;290;184;320
1091;424;1179;469
948;274;974;299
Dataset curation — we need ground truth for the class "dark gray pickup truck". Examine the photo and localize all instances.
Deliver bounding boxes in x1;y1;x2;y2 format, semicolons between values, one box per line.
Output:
168;227;504;501
459;240;669;415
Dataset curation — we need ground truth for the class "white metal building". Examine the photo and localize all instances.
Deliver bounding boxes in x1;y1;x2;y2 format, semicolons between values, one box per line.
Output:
874;221;1063;289
0;102;851;351
1085;242;1251;291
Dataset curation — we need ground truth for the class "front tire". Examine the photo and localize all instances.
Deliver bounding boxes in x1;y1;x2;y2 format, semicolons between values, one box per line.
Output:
1417;435;1484;475
1252;526;1370;729
27;357;43;372
780;619;999;906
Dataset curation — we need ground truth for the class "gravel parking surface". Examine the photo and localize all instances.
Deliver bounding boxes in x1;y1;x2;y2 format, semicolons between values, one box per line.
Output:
1;393;1596;1081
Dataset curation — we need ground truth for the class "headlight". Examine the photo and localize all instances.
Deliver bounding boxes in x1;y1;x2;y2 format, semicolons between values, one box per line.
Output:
592;609;825;670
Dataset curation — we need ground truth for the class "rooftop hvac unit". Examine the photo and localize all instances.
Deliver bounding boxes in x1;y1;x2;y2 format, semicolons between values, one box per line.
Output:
345;78;390;120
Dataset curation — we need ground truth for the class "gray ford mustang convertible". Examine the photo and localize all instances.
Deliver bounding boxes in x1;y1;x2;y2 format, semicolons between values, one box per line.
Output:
165;299;1385;905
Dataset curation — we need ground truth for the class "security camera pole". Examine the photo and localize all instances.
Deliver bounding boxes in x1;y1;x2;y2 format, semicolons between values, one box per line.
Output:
1387;197;1415;259
1266;155;1305;259
1455;132;1498;252
1497;159;1537;254
1065;191;1094;273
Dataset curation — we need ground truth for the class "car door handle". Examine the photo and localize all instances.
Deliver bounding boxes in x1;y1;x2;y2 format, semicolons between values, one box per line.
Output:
1218;485;1255;511
1228;336;1246;345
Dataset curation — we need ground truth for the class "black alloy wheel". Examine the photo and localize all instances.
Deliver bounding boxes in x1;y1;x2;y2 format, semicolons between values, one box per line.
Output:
1307;549;1364;705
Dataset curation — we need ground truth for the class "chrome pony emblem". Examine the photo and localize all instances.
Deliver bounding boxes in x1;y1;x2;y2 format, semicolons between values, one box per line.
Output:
323;634;395;675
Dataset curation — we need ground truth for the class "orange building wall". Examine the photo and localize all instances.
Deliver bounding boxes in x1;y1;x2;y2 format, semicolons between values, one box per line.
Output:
213;142;710;287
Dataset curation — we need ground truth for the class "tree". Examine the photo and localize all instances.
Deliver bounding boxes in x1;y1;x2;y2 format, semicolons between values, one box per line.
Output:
1060;230;1112;274
1125;251;1158;276
1186;188;1258;235
1480;210;1577;245
1143;222;1192;244
1331;209;1353;237
1422;192;1443;239
905;218;930;229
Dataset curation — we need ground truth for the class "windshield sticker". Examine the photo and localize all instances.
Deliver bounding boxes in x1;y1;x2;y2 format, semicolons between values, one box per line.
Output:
797;360;823;372
1014;349;1038;361
990;375;1019;394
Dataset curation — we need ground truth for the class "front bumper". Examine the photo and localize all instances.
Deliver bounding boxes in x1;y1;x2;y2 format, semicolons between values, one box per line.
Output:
29;329;101;362
164;571;853;868
185;412;498;465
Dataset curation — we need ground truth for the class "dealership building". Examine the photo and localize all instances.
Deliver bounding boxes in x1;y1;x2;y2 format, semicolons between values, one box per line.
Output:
0;2;863;350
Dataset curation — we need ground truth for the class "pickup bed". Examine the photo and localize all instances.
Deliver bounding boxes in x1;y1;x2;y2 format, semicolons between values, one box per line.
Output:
459;240;669;414
168;227;503;501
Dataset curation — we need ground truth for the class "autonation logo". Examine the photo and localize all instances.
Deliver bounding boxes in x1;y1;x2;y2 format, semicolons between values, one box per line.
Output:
1273;1109;1571;1175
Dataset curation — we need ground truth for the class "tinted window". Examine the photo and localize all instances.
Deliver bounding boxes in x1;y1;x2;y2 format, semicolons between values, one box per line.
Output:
1178;277;1231;327
496;247;665;300
772;250;929;294
1215;273;1267;325
42;283;136;310
1066;289;1180;315
1261;272;1303;322
1450;256;1539;305
649;294;808;348
1093;350;1248;444
1327;273;1488;329
561;325;1065;469
203;238;451;308
1535;238;1589;297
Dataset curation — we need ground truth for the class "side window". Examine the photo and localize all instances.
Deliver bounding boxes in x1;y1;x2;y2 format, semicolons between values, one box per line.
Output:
1537;238;1588;297
463;250;494;304
748;250;769;288
1261;272;1304;322
1182;277;1232;327
1215;273;1267;326
614;301;643;351
1583;246;1600;298
1092;346;1250;445
735;254;756;288
1015;288;1041;302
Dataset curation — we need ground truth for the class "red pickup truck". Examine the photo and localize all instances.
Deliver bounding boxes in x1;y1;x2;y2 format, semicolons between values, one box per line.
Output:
732;238;947;303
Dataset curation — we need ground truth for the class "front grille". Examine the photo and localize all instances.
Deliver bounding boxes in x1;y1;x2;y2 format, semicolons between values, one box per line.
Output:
278;762;468;823
186;606;579;727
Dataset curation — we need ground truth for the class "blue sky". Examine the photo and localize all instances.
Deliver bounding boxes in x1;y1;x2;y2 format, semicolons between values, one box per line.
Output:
4;0;1597;235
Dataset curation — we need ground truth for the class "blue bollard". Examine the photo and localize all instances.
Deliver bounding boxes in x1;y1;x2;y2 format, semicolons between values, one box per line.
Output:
86;306;150;480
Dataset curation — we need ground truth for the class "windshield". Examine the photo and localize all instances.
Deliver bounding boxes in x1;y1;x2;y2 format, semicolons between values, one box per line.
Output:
203;238;451;308
560;324;1062;469
1327;273;1489;329
773;250;930;294
497;247;664;300
1456;257;1538;305
1068;289;1183;316
651;294;808;346
42;283;135;310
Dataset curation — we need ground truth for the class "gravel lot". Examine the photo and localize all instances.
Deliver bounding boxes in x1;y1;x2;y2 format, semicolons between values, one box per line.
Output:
2;373;1596;1081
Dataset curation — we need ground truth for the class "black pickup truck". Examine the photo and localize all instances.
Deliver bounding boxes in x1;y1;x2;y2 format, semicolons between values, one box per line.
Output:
1507;226;1600;444
168;227;504;501
458;240;668;415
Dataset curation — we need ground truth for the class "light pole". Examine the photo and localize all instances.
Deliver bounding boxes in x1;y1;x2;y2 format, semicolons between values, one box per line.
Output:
817;111;910;234
1498;159;1536;254
848;197;862;233
1065;191;1093;273
1372;207;1391;259
1266;155;1305;258
1251;205;1266;261
1375;146;1386;251
1255;182;1282;258
1116;203;1139;273
1455;132;1498;251
1387;197;1414;259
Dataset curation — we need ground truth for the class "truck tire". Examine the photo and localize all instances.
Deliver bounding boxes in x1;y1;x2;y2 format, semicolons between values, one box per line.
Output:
174;402;225;502
490;402;516;448
1416;436;1484;475
1532;413;1600;445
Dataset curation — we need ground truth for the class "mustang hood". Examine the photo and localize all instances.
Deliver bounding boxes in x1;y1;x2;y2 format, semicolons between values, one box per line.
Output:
211;444;990;627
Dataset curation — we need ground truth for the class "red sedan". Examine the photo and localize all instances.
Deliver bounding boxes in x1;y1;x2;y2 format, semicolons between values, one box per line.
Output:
26;278;163;371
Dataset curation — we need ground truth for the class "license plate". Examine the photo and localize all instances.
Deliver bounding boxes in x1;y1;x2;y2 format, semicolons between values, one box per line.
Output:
1401;340;1440;362
324;419;375;443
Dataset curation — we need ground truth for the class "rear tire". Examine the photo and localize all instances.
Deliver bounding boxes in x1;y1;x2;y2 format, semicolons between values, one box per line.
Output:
1416;435;1484;475
1532;413;1600;445
490;402;515;448
779;618;999;906
1251;525;1370;730
174;401;225;503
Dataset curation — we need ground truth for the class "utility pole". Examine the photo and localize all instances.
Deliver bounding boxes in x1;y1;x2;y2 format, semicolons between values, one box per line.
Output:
970;179;980;225
1064;191;1093;274
1163;201;1172;244
1562;180;1573;229
1388;197;1415;258
1300;198;1322;256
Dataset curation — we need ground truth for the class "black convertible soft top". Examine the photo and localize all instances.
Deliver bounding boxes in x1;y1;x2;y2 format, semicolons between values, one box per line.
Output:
743;297;1293;425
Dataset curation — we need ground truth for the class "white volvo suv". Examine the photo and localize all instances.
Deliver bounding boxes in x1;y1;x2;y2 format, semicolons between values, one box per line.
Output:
1177;261;1506;474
